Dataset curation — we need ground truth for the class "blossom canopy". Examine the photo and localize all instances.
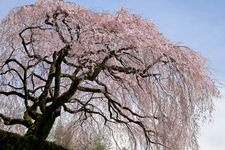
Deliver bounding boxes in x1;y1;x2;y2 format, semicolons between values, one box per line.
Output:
0;0;219;149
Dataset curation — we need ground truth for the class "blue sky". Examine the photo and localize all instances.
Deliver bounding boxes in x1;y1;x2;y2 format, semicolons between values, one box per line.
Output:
1;0;225;149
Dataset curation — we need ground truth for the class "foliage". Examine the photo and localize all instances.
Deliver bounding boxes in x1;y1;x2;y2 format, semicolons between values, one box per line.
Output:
0;0;219;149
0;129;66;150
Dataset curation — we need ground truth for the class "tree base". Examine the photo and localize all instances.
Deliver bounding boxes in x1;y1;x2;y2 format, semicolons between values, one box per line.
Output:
0;129;67;150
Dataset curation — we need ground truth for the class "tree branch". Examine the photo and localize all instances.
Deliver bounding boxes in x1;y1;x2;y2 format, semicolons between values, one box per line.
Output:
0;91;25;99
0;113;32;128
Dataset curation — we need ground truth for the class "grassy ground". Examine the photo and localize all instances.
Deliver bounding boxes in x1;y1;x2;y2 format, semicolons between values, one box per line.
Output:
0;129;67;150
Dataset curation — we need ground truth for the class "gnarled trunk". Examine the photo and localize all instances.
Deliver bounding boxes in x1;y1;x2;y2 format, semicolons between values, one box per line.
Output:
25;110;60;140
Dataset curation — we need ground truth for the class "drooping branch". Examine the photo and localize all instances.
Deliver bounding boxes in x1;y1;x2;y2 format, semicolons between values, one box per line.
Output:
0;113;32;128
0;1;219;149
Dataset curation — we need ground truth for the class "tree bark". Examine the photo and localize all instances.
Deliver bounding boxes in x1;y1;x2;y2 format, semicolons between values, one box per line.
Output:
25;110;60;140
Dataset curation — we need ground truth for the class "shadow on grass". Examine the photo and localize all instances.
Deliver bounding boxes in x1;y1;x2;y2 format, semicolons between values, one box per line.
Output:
0;129;67;150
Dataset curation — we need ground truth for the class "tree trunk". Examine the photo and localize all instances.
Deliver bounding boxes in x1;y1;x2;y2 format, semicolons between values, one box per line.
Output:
25;111;59;140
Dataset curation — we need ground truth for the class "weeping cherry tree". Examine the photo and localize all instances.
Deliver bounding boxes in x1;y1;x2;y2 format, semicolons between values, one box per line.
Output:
0;0;219;149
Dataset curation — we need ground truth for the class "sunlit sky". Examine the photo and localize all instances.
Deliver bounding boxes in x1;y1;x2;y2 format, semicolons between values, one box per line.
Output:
1;0;225;149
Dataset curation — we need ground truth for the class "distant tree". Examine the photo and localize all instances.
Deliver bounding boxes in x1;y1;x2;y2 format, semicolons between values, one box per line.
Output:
0;0;219;149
